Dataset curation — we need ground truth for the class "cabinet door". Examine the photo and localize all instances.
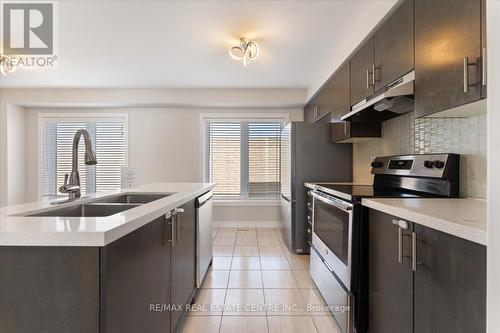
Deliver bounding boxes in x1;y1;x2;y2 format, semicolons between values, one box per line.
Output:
374;0;414;91
368;210;413;333
322;62;351;121
415;0;481;117
170;200;196;332
101;217;171;333
304;103;315;123
331;122;351;143
413;225;486;333
350;38;375;105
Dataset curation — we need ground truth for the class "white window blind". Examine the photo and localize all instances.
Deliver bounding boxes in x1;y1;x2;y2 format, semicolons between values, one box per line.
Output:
205;119;282;199
42;117;127;197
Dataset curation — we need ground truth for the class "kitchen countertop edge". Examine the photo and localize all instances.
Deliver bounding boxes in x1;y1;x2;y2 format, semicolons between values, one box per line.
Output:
362;198;487;246
0;182;215;247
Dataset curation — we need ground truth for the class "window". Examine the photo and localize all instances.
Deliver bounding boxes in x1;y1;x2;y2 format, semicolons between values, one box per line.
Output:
41;116;127;197
204;119;282;199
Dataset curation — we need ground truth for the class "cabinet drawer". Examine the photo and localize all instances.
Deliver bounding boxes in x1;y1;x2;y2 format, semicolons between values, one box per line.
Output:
310;247;353;333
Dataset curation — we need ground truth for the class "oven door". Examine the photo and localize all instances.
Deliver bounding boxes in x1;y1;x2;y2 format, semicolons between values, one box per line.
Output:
311;190;353;289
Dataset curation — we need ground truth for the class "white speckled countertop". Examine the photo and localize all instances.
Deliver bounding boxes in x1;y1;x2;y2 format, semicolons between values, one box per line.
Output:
0;183;214;247
362;198;487;246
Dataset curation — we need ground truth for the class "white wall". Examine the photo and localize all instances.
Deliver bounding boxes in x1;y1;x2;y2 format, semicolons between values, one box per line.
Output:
19;105;302;225
6;104;27;205
307;0;397;99
487;1;500;332
24;107;302;200
0;88;306;209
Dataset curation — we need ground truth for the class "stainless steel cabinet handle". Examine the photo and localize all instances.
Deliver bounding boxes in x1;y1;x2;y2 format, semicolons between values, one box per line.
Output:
482;47;487;86
411;232;417;272
464;57;469;93
366;65;376;89
372;64;376;86
166;212;175;247
392;219;408;263
397;227;403;263
344;122;347;134
175;208;184;242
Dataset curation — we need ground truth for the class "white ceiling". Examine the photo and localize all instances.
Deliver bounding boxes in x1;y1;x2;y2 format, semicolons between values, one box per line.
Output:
0;0;397;92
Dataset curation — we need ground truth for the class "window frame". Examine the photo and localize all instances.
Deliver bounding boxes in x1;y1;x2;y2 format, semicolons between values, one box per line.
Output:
200;112;289;205
37;112;129;200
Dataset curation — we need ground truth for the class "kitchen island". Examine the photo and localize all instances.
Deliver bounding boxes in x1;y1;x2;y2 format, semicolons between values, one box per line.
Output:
0;182;214;333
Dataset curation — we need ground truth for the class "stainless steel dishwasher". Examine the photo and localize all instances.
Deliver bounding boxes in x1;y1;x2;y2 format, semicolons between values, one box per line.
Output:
195;191;213;287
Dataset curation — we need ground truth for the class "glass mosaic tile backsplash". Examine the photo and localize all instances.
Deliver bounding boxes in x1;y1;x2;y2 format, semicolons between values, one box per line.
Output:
353;111;487;198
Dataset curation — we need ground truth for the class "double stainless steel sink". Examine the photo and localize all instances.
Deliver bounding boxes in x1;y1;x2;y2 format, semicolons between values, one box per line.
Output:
24;193;171;217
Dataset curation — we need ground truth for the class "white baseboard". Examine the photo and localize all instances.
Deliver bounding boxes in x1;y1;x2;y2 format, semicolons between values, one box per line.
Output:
213;221;283;228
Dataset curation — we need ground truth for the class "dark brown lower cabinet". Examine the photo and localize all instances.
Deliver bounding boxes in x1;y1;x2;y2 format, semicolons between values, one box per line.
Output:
369;210;413;333
170;200;196;332
100;216;171;333
368;209;486;333
0;200;196;333
413;224;486;333
0;247;100;333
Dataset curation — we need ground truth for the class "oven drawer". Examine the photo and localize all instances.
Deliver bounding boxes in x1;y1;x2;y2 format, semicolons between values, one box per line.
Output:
310;247;353;333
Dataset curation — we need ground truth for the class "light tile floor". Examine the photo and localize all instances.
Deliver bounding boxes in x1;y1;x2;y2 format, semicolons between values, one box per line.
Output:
180;227;342;333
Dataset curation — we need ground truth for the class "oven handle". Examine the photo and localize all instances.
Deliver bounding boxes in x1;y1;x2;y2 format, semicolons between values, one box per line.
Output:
310;190;353;213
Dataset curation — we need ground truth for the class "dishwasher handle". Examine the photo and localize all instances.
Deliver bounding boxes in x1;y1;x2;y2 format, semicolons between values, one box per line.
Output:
196;191;213;208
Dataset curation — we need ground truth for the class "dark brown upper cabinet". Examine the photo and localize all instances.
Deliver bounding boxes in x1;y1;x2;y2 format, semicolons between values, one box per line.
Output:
320;62;351;121
350;38;375;105
304;89;334;123
415;0;483;117
304;97;322;123
304;103;315;123
331;121;381;144
374;0;414;91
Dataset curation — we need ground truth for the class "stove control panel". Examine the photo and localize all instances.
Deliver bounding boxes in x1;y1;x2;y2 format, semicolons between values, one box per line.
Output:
371;154;459;178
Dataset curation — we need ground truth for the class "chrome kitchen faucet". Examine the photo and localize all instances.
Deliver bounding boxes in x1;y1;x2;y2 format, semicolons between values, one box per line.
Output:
56;129;97;203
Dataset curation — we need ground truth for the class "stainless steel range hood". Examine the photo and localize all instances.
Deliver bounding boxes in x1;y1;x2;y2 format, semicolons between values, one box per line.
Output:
341;70;414;121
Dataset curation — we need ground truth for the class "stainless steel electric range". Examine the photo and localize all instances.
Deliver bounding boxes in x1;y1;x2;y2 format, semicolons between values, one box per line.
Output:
305;153;460;333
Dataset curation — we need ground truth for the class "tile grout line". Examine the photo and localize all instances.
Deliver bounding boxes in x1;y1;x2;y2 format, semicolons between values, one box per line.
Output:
218;229;235;332
257;228;271;333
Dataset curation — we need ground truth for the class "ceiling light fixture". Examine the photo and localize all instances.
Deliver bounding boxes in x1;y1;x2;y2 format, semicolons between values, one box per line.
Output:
229;38;259;67
0;54;17;76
